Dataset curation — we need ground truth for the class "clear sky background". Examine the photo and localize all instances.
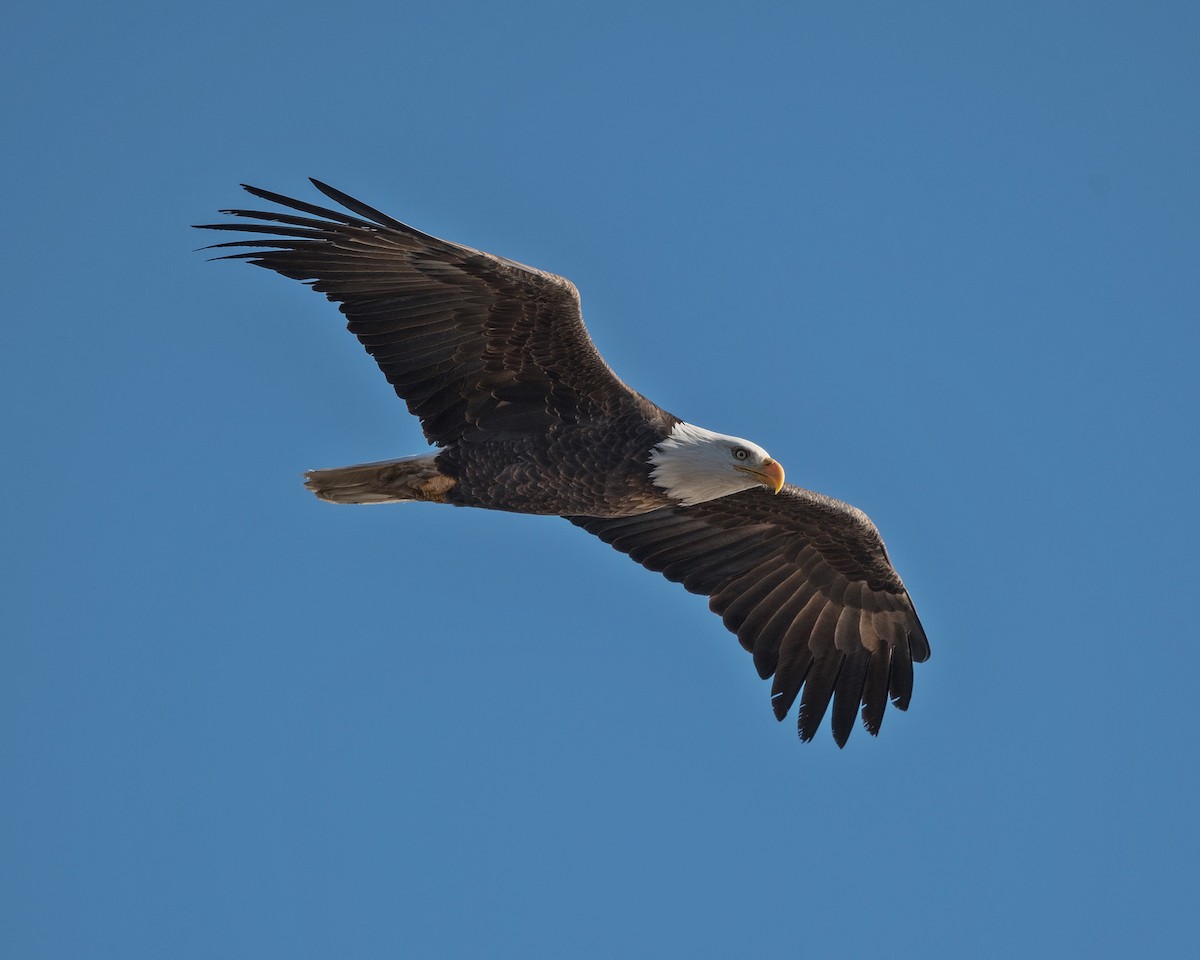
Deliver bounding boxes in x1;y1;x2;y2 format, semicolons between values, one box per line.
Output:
4;2;1198;957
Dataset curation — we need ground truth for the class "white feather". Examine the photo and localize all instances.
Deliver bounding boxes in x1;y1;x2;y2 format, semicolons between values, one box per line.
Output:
648;422;774;507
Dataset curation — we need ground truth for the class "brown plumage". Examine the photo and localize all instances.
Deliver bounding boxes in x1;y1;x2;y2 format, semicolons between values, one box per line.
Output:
568;489;929;743
197;180;930;747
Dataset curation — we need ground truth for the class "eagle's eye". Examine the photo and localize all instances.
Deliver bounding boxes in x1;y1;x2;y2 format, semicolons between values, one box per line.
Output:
733;447;750;460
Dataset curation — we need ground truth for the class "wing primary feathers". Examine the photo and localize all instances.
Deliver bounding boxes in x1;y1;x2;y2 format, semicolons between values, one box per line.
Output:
238;183;375;228
907;612;933;663
798;652;845;742
771;638;816;722
569;487;928;744
309;178;411;231
889;634;916;711
859;648;893;736
830;648;870;747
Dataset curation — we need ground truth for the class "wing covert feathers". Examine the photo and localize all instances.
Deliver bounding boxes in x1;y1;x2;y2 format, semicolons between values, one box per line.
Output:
569;485;929;747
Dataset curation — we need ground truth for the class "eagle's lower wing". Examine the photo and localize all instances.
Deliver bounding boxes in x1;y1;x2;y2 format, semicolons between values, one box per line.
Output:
197;181;658;445
568;486;930;746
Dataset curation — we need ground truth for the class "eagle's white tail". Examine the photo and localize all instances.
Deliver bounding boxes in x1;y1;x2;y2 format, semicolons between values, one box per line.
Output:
303;454;455;504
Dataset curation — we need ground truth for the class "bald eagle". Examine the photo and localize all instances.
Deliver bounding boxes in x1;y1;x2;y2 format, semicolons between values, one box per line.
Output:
198;181;930;747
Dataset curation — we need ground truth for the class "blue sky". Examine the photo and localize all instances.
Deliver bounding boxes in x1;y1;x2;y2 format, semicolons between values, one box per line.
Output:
4;2;1198;957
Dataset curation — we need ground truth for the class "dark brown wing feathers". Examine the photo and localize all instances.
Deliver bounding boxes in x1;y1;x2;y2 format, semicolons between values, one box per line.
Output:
569;486;929;746
197;180;648;445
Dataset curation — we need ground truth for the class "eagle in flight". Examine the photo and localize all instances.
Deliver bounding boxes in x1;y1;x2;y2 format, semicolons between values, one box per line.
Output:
198;180;930;747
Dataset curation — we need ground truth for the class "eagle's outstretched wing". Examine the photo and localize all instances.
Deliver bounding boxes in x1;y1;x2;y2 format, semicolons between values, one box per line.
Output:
197;181;655;444
568;486;930;746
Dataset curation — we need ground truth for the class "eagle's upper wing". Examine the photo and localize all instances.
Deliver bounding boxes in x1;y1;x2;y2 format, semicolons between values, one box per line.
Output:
568;486;930;746
197;181;651;445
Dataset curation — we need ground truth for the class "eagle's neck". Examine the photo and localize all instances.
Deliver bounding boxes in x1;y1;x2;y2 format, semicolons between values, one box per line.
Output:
647;422;769;507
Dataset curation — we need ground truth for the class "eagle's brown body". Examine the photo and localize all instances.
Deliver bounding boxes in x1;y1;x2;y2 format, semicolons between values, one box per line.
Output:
440;415;681;516
306;417;680;516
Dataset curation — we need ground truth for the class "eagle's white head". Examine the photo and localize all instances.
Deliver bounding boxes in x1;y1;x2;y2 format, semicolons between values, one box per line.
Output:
648;422;785;507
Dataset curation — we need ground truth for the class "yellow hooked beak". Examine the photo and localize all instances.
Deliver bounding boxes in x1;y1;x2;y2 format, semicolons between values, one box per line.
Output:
736;457;785;494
